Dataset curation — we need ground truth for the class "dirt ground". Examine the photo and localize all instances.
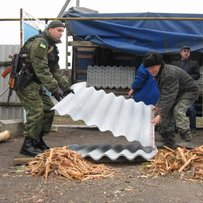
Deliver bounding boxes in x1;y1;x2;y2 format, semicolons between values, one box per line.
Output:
0;122;203;203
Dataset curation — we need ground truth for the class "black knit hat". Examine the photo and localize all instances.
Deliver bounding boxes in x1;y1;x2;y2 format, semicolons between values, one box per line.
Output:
47;20;65;29
142;52;163;68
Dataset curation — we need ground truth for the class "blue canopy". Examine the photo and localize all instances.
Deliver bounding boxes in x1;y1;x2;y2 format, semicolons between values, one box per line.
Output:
64;8;203;55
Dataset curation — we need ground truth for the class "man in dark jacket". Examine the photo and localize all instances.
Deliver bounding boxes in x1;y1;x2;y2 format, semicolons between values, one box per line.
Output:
171;46;200;133
15;20;73;156
142;52;199;149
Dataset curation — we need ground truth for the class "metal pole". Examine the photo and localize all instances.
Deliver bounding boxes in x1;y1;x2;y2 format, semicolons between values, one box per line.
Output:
0;87;9;98
20;8;26;123
57;0;72;18
76;0;80;7
2;16;203;21
20;8;23;47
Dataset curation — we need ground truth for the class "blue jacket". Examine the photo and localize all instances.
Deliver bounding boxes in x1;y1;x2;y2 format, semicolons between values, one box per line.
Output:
131;64;160;105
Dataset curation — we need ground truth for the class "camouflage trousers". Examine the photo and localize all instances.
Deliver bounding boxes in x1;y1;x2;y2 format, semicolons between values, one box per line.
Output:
16;82;55;140
158;98;194;137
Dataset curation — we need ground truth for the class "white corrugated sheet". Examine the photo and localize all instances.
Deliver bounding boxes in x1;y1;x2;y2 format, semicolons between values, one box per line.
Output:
52;82;157;161
53;82;155;147
68;144;157;162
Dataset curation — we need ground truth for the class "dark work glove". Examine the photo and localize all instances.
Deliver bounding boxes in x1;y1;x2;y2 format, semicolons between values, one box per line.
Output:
52;90;64;102
63;88;75;97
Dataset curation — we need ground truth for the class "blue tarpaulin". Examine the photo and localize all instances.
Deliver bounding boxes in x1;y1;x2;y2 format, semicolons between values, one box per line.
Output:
64;7;203;55
23;23;39;42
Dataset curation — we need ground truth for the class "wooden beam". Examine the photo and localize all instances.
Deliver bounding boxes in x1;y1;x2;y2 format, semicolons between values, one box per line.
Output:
0;61;12;66
68;41;99;47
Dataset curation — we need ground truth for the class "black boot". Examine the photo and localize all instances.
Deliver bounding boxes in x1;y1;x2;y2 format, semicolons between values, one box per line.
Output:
163;140;177;150
37;133;50;151
20;137;43;157
162;134;177;150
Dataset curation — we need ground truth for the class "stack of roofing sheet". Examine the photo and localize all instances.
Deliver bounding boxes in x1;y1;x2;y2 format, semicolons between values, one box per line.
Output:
87;65;135;89
52;82;157;162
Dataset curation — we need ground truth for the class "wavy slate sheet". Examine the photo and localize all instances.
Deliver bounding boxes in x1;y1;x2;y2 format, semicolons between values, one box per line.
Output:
68;144;157;162
52;82;155;148
87;65;135;89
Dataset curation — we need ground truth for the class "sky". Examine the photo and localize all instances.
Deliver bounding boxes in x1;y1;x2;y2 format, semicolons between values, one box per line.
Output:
1;0;203;67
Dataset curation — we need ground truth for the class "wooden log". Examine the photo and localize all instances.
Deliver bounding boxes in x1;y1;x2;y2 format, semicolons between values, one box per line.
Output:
178;154;196;172
163;145;174;152
177;147;187;163
0;130;11;142
13;157;33;166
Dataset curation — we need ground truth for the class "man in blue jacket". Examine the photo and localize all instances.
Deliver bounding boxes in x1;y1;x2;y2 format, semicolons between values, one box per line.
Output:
128;63;160;106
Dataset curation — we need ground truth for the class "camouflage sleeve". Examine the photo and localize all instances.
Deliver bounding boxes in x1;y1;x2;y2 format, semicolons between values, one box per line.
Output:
29;38;58;93
50;62;71;92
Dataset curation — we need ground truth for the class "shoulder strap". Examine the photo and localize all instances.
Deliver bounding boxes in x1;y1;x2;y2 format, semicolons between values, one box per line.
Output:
48;46;54;53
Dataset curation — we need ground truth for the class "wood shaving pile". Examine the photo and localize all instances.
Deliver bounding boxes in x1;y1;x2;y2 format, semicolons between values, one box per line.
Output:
141;145;203;181
27;146;116;180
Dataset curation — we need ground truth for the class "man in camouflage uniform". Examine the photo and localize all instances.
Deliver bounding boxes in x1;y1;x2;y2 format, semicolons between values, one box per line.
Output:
142;52;199;149
16;20;73;156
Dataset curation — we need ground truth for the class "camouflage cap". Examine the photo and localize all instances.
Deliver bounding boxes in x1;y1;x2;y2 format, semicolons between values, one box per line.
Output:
47;20;65;29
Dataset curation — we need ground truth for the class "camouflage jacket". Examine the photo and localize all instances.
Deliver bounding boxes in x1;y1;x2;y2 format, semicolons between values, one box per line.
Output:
20;29;70;93
156;64;199;117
